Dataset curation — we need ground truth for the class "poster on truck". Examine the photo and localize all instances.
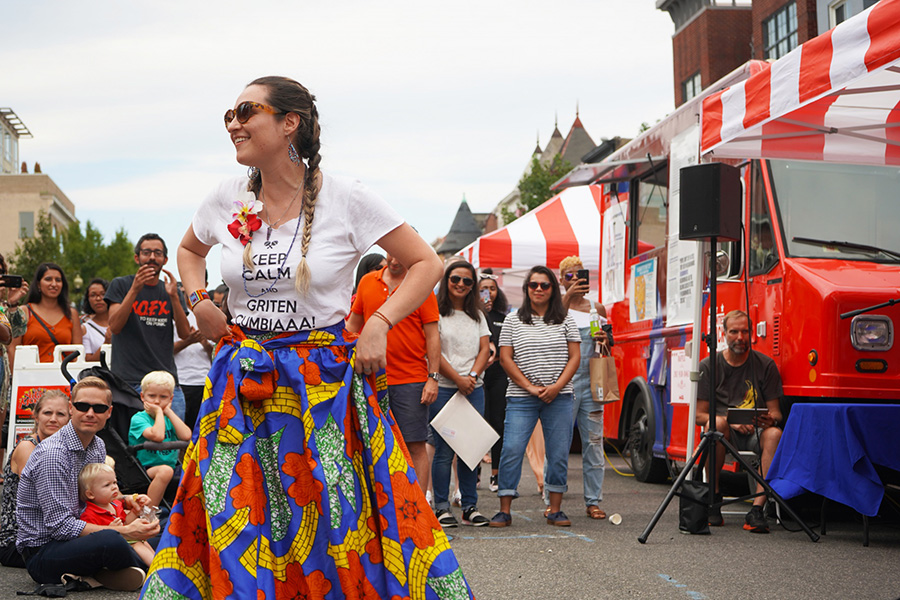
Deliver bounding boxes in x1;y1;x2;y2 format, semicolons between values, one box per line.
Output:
602;200;627;304
629;257;657;322
665;124;701;327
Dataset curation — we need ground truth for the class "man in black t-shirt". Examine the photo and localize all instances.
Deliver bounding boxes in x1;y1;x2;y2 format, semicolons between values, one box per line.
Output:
696;309;783;533
106;234;191;419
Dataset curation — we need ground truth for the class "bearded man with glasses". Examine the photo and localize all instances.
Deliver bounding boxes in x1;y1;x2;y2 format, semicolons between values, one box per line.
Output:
16;377;158;591
105;233;191;420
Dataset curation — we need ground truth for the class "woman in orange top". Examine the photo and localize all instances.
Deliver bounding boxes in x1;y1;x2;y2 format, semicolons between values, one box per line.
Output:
9;262;82;365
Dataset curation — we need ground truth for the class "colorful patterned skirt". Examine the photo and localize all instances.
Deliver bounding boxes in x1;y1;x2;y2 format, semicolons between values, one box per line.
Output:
141;323;473;599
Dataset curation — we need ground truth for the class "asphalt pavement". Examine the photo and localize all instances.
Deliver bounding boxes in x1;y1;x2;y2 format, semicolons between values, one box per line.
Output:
2;452;899;599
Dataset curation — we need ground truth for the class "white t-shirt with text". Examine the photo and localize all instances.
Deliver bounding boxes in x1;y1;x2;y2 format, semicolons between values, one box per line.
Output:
192;174;403;332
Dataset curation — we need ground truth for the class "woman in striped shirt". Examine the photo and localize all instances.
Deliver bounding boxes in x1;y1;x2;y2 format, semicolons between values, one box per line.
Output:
489;266;581;528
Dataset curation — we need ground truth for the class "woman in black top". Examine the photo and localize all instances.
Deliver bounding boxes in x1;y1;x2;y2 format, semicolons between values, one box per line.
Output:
479;271;509;492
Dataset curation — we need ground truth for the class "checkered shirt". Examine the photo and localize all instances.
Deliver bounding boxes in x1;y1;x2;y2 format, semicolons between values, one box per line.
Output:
16;422;106;551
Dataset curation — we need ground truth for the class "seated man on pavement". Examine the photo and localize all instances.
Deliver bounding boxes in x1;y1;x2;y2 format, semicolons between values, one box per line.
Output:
16;376;159;591
695;309;783;534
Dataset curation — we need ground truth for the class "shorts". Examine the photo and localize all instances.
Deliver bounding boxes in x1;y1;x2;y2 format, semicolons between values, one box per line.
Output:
730;427;762;455
387;381;429;444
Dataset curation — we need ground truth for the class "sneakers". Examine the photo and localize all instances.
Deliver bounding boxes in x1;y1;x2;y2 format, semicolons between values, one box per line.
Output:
435;508;459;528
708;494;724;527
744;504;770;533
545;510;572;527
488;511;512;528
451;489;462;507
462;507;490;527
489;475;498;493
94;566;146;591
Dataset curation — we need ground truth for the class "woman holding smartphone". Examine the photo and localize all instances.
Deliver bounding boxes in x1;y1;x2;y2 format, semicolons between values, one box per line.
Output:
559;256;609;520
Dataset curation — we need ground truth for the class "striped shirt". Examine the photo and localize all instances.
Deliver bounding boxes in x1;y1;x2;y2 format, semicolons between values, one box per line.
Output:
499;311;580;397
16;422;106;551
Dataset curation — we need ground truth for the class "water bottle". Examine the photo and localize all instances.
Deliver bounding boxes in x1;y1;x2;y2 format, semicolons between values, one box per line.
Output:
589;307;601;337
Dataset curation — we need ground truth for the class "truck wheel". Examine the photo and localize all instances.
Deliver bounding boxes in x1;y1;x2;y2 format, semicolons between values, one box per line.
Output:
629;392;669;483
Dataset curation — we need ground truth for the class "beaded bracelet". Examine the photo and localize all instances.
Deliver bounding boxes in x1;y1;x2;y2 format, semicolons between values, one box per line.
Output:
187;289;210;310
372;310;393;330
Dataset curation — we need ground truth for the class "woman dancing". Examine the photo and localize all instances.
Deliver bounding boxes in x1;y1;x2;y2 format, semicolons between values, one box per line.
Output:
140;76;473;599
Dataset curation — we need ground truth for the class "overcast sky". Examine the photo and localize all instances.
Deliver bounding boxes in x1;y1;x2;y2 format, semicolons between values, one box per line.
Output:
3;0;674;285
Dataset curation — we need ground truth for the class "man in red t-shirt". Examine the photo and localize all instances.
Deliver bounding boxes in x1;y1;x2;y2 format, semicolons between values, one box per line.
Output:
348;253;440;493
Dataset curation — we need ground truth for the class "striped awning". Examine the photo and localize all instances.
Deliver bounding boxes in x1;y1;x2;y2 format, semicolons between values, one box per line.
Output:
459;184;602;270
701;0;900;166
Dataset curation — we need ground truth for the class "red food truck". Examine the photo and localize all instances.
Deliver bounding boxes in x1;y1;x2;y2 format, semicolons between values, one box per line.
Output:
460;2;900;483
547;1;900;481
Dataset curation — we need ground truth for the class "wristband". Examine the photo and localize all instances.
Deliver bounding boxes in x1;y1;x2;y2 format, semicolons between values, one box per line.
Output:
187;289;210;310
372;310;393;330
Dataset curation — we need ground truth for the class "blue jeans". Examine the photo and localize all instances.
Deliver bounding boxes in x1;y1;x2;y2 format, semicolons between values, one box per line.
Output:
498;394;573;498
429;386;485;512
131;384;186;422
22;530;145;584
572;392;605;505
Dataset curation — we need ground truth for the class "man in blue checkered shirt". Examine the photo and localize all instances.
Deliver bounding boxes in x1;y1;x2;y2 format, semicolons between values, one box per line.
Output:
16;377;159;591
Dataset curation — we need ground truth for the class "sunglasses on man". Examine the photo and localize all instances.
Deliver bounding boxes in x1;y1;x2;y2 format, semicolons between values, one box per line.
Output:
224;101;287;128
72;402;111;414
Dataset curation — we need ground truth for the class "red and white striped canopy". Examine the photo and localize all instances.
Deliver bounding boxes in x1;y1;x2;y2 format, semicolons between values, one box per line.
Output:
459;184;602;270
702;0;900;165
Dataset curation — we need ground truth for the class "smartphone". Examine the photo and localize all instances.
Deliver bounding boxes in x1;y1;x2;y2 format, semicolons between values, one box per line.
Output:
0;275;23;288
576;269;589;286
480;288;491;304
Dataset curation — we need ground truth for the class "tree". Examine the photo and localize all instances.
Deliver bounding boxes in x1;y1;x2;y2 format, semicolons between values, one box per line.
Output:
502;154;572;225
9;211;134;293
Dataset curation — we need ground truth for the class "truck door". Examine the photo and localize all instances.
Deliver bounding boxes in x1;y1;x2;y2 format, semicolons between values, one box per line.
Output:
747;161;783;360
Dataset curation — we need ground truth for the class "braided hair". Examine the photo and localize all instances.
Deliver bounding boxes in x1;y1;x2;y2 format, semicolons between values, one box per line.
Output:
243;76;322;294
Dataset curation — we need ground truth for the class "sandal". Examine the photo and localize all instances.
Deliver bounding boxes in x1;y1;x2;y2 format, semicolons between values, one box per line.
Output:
543;506;552;518
586;505;607;520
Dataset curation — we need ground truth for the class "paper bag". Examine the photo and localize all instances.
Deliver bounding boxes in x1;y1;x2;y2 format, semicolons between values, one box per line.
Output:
430;392;499;471
590;348;620;405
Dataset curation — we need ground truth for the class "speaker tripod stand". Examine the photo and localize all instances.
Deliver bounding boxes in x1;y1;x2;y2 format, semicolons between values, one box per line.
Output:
636;228;818;544
637;423;819;543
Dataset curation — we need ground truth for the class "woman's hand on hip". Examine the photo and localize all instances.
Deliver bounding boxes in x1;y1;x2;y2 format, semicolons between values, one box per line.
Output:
194;302;228;341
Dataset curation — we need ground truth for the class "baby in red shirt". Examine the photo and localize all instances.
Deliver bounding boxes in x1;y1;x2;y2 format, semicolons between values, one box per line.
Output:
78;461;155;567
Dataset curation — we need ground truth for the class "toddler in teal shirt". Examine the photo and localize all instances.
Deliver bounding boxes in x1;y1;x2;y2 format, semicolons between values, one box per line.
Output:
128;371;192;508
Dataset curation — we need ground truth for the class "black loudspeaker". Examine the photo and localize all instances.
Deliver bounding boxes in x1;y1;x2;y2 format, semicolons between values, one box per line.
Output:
679;163;741;241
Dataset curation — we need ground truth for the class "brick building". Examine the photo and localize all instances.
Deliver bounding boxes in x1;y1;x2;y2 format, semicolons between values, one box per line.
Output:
658;0;880;107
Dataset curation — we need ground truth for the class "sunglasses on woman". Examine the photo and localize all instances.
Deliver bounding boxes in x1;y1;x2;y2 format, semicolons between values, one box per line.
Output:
449;275;474;287
72;402;111;414
527;281;552;291
224;101;286;128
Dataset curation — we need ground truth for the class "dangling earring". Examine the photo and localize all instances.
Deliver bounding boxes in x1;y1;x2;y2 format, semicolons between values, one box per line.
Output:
247;166;259;180
288;143;302;166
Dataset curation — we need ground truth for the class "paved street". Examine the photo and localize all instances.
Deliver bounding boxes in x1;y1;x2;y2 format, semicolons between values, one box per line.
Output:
2;453;899;599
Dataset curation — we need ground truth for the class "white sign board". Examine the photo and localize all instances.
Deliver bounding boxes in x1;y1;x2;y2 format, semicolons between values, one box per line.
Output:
602;201;627;304
669;349;691;404
665;124;702;327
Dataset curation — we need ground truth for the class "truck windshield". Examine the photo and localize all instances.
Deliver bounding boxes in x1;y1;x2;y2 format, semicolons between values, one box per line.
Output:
769;160;900;262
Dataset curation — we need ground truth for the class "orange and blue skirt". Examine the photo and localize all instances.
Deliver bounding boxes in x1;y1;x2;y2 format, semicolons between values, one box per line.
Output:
140;323;473;599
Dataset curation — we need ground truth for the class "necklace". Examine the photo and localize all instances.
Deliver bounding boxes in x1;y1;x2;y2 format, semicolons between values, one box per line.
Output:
261;179;304;243
242;212;304;298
